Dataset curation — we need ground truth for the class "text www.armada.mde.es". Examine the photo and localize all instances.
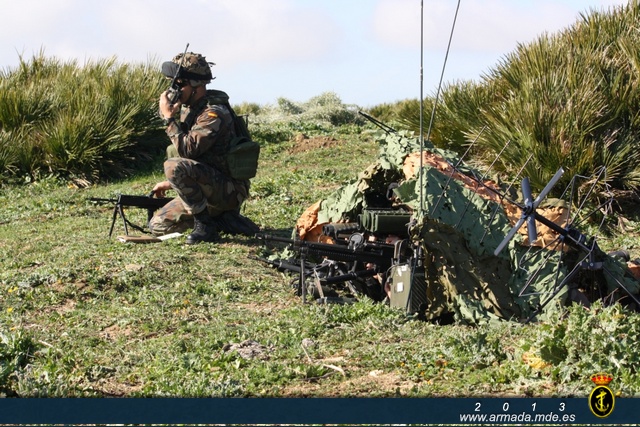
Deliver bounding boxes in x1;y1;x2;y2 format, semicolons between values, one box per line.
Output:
460;411;576;423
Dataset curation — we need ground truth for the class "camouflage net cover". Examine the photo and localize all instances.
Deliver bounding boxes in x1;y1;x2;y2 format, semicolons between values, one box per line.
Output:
295;131;640;324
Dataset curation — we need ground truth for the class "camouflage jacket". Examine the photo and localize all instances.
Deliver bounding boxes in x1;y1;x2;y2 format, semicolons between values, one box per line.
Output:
166;90;236;175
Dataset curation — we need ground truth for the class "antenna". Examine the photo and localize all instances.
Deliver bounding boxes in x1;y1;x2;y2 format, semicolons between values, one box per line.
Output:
167;43;190;105
419;0;462;213
419;0;424;210
493;168;565;255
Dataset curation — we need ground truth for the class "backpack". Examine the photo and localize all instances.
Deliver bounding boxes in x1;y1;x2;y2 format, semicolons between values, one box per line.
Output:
226;109;260;180
206;90;261;180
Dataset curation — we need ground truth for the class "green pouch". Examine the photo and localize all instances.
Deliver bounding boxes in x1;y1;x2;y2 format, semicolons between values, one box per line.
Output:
226;136;260;180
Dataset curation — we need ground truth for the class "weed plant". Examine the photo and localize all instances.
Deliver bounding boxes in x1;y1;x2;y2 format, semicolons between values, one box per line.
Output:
239;91;367;144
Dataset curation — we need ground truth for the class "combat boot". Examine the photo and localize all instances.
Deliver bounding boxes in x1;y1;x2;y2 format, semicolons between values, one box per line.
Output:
213;210;261;236
186;211;220;244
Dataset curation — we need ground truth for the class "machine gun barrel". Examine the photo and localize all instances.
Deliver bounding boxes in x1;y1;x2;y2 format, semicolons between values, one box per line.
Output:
249;255;312;275
90;194;173;210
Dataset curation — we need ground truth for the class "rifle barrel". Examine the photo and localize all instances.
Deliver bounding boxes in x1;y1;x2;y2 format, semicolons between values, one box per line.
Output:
249;255;310;274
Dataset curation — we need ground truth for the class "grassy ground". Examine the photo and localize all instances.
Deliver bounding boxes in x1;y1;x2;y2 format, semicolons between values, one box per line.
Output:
2;129;640;398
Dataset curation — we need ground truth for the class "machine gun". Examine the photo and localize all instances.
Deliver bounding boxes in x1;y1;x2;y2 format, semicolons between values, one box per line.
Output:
255;224;413;304
89;193;173;237
258;233;398;269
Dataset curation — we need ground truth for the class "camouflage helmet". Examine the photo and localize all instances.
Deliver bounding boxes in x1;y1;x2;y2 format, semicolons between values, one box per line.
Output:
161;52;215;86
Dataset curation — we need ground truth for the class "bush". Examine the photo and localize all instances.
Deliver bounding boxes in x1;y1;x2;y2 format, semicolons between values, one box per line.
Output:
0;330;39;395
526;302;640;393
0;52;166;184
247;92;366;144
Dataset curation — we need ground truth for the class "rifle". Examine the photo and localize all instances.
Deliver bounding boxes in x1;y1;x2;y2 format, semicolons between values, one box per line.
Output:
167;43;190;105
89;192;173;237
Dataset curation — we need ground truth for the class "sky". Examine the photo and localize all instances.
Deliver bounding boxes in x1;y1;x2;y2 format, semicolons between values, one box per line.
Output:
0;0;630;107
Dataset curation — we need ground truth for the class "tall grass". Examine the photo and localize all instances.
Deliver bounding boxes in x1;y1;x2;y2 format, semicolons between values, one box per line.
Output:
399;1;640;198
0;52;166;184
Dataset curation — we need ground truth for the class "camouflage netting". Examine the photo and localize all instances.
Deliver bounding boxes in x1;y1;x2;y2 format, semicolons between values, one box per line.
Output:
295;131;640;324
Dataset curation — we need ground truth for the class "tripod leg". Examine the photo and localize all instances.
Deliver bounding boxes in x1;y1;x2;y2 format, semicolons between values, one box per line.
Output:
300;248;307;304
525;283;568;323
525;261;585;323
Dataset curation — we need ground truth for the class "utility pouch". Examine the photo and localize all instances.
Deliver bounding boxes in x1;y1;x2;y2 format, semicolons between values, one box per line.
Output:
226;136;260;180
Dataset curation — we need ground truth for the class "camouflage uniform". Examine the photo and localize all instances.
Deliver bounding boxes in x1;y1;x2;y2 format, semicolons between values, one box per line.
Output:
149;91;250;235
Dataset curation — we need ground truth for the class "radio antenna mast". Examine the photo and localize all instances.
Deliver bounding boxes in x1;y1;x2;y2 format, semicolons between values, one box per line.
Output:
419;0;461;212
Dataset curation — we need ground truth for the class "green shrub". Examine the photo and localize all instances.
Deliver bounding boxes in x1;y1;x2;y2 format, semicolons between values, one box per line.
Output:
527;302;640;393
0;53;166;183
0;330;39;394
247;92;366;144
233;102;262;117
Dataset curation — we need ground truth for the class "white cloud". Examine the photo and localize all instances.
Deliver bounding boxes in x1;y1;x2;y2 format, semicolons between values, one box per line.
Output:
0;0;343;70
371;0;422;48
0;0;631;105
371;0;628;54
195;0;344;67
0;0;76;63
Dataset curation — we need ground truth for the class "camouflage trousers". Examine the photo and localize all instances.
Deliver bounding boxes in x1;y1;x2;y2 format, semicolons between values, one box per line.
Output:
149;158;250;236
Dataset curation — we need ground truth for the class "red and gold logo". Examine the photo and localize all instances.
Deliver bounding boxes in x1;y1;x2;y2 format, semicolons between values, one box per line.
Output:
588;373;615;418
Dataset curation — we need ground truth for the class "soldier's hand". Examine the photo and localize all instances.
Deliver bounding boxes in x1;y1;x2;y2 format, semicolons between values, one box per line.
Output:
152;181;171;198
159;90;181;119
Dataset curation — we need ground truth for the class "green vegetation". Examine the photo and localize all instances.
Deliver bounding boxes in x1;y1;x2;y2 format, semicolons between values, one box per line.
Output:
235;91;367;144
398;1;640;197
2;1;640;399
0;51;166;184
2;133;640;397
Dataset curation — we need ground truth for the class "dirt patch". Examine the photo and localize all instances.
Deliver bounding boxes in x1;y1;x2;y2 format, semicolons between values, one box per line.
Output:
289;134;342;154
100;324;134;340
223;339;272;360
55;298;76;314
281;366;418;397
88;377;143;397
280;347;418;397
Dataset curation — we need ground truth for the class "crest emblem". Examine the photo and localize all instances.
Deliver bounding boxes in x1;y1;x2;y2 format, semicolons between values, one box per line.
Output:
588;373;615;418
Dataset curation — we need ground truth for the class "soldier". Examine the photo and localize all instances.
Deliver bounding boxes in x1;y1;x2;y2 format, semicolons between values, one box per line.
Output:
150;52;256;244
